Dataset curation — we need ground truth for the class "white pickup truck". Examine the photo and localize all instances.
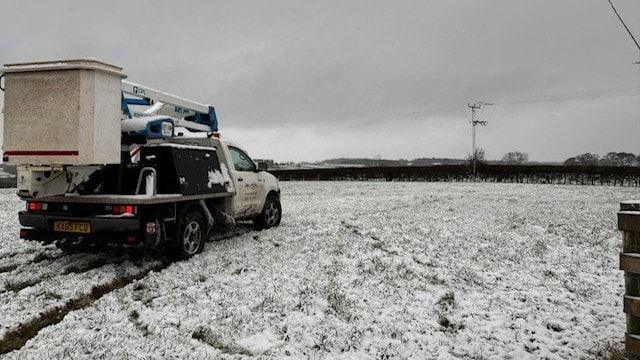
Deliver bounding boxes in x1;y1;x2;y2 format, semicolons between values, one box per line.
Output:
18;136;282;258
2;59;281;258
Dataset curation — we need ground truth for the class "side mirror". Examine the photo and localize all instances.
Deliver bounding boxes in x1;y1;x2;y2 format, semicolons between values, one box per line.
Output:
257;162;268;171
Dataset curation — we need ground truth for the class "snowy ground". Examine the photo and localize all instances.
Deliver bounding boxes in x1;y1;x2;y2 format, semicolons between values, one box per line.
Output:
0;182;636;359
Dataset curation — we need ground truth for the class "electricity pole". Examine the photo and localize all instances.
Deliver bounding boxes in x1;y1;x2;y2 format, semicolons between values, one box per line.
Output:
636;62;640;156
468;102;492;175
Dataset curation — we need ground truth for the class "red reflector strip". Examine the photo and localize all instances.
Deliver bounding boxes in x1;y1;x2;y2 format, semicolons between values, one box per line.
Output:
19;229;29;239
4;150;79;156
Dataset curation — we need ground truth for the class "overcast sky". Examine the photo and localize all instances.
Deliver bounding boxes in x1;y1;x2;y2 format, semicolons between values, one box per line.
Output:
1;0;639;162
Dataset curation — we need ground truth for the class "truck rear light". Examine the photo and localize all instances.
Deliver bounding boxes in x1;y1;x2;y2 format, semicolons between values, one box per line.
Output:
145;221;157;235
113;205;136;216
27;201;47;212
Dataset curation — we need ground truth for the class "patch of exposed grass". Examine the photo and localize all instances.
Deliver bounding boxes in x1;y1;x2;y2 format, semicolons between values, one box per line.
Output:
41;291;63;300
341;220;361;235
192;325;253;356
436;291;464;333
589;341;626;360
326;284;354;320
128;310;152;337
132;281;146;291
4;278;42;292
0;263;18;273
312;326;340;353
437;291;455;309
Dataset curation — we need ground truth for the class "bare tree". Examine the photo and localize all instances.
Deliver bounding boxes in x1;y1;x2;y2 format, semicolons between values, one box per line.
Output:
502;151;529;164
467;148;486;166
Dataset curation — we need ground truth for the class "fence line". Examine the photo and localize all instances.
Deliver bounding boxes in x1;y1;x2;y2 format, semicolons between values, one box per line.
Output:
270;165;640;186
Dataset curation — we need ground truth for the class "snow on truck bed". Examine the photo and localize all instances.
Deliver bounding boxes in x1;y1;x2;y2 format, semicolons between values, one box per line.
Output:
0;182;635;359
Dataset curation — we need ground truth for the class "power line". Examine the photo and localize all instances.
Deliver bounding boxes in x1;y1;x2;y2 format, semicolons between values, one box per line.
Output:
404;87;640;118
491;87;640;106
606;0;640;52
405;104;462;116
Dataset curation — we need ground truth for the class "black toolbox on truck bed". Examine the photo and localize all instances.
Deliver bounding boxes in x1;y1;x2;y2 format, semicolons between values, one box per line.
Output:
140;144;227;195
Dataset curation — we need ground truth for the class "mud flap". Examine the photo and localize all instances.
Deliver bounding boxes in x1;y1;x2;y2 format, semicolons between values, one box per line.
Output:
198;199;215;230
208;204;236;229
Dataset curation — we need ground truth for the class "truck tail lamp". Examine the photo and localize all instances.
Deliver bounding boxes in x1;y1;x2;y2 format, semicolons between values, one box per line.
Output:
113;205;137;216
145;221;158;235
26;201;47;212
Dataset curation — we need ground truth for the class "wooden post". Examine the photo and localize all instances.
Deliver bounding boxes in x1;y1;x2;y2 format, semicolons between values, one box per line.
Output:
620;201;640;359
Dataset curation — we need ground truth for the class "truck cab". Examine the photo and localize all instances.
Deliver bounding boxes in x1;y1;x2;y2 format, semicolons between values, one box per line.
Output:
219;138;280;220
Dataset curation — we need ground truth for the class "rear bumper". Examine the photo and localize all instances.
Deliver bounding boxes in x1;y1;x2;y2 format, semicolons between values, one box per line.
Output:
19;211;140;233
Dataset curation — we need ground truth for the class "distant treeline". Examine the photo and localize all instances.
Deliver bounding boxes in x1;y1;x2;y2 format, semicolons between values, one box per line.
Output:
264;157;471;169
312;157;469;167
261;151;640;170
270;164;640;187
564;152;640;167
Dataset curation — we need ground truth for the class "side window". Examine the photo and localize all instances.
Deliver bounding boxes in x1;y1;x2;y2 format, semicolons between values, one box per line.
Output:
229;146;256;172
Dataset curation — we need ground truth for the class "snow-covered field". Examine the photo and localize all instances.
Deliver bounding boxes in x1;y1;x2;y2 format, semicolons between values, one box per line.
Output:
0;182;636;359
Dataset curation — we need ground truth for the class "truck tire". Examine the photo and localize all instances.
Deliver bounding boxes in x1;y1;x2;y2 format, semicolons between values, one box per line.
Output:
255;194;282;230
176;210;205;258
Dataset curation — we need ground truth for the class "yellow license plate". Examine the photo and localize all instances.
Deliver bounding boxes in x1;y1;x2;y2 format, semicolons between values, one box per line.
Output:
53;221;91;234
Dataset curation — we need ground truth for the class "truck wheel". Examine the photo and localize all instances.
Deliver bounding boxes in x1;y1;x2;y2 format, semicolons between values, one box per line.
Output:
255;194;282;229
176;211;205;258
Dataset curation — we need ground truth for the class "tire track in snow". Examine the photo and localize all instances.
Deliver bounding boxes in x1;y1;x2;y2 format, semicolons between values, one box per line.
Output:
0;252;149;335
0;249;47;274
0;225;255;355
0;252;128;294
0;249;64;276
0;260;168;354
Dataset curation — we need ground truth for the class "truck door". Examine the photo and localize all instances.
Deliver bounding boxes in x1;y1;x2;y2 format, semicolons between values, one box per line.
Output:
228;146;262;217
